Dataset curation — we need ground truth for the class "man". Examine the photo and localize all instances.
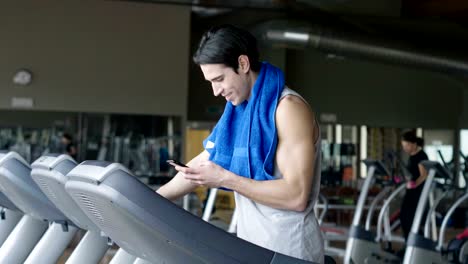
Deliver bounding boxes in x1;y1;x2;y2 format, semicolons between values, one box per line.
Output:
157;25;323;263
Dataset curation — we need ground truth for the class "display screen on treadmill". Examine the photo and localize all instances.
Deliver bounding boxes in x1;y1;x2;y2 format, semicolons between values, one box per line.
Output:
81;160;112;168
43;153;61;157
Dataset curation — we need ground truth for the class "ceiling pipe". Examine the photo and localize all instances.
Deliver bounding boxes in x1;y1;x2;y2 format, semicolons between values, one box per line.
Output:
257;20;468;75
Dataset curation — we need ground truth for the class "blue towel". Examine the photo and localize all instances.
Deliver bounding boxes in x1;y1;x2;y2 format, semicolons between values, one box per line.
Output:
203;62;285;181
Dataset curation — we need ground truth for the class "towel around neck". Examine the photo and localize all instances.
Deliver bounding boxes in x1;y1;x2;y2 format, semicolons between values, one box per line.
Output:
203;62;285;181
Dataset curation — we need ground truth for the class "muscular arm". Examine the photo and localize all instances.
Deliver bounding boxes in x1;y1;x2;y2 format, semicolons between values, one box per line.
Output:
222;96;318;211
157;150;210;201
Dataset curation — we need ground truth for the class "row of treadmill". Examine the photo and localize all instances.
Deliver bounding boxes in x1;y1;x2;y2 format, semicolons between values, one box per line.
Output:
344;160;468;264
0;151;324;264
1;148;466;264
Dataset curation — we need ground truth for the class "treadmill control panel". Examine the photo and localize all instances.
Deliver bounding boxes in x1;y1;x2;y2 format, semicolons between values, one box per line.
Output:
67;162;131;184
32;154;73;169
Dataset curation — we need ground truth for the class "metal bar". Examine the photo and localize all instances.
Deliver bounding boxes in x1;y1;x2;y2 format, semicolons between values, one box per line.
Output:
352;166;375;226
410;169;436;234
365;187;391;230
66;230;110;264
437;193;468;250
202;188;218;222
25;223;78;264
0;215;48;264
376;184;406;241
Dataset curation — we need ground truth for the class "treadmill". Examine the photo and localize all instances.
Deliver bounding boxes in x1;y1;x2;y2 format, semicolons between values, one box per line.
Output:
31;154;135;264
0;151;75;264
0;189;23;247
403;161;454;264
65;161;317;264
344;159;401;264
0;152;23;246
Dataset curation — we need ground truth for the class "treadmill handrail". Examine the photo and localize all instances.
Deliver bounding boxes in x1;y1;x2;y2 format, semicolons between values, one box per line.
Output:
410;168;436;234
423;190;448;238
352;165;376;226
317;194;328;225
365;186;391;231
437;192;468;251
376;184;406;242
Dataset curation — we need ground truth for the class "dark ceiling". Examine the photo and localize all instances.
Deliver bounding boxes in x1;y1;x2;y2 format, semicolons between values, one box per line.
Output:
116;0;468;31
116;0;468;78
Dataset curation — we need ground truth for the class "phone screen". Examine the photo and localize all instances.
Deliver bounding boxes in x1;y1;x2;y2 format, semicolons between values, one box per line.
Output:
166;160;189;168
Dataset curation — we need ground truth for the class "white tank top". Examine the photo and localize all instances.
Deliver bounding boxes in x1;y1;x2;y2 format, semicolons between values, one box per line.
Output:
234;87;324;263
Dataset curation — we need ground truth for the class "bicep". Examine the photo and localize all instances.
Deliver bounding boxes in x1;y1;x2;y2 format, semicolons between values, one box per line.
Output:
275;97;317;193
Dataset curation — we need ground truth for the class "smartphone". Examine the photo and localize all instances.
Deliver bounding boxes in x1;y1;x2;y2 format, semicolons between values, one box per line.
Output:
166;159;189;168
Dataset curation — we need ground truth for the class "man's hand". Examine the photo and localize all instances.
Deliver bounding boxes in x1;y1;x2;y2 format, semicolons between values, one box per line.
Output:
156;151;210;201
173;161;228;188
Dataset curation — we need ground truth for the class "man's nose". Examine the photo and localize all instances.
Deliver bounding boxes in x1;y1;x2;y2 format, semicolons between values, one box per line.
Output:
212;84;223;96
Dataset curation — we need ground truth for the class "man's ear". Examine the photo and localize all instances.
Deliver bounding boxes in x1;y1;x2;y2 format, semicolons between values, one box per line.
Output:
238;55;251;74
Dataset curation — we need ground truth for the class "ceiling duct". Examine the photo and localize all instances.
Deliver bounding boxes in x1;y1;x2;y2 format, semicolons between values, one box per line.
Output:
258;20;468;75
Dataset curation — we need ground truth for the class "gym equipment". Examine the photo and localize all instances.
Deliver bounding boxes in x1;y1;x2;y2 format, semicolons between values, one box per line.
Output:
65;161;318;264
439;194;468;263
30;154;112;264
0;151;23;245
0;180;23;246
317;195;348;258
403;160;467;264
0;151;75;264
403;161;453;264
0;151;48;263
344;159;402;264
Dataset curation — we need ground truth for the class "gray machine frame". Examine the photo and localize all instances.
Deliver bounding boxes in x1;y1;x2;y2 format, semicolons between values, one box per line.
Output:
30;154;114;264
0;152;23;246
0;152;75;264
344;159;402;264
403;160;453;264
403;160;467;264
438;192;468;263
65;161;316;264
0;152;49;263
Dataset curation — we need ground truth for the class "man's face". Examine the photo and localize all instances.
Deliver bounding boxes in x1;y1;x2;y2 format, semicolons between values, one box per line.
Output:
200;63;250;106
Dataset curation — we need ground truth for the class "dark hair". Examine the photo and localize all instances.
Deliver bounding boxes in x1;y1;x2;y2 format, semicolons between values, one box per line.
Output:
416;137;424;147
62;133;73;141
193;24;261;73
402;130;424;146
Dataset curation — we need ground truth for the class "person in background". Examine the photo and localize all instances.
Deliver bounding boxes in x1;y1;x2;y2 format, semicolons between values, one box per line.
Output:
61;133;77;160
400;130;428;241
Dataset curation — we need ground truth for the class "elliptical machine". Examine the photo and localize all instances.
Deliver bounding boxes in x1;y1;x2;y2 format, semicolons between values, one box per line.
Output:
403;160;467;264
344;160;403;264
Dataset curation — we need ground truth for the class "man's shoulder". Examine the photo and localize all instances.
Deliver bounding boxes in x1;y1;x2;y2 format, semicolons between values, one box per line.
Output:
276;94;315;121
275;93;317;142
